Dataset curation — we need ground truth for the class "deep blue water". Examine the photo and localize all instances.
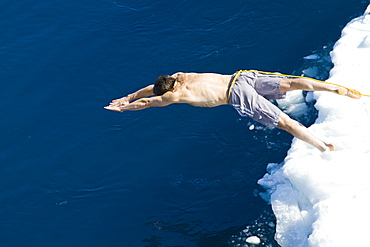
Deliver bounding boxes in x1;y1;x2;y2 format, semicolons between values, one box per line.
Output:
1;0;368;246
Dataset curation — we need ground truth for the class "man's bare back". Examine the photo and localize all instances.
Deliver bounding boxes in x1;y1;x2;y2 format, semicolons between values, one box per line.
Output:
170;72;232;107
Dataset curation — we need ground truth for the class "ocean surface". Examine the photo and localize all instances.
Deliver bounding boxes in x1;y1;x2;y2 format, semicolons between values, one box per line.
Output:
1;0;369;246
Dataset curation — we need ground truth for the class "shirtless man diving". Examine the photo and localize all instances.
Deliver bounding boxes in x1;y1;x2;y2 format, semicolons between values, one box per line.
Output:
104;71;361;152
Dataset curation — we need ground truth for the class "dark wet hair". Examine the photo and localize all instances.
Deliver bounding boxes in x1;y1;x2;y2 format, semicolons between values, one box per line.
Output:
153;75;176;96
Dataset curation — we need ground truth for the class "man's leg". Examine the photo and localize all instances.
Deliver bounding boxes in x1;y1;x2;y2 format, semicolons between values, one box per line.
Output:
279;78;361;99
277;112;334;152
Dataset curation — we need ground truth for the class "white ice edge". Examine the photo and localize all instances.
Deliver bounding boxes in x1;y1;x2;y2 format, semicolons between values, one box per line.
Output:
259;5;370;247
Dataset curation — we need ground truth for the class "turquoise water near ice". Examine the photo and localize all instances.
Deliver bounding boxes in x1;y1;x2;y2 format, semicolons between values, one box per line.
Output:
1;1;368;246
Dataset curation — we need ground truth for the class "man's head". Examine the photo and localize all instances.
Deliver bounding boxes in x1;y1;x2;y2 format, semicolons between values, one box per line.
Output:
153;75;176;96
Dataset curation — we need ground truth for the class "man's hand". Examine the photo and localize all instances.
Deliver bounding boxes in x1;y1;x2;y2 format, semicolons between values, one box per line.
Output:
104;106;123;112
105;90;173;113
108;97;130;107
104;97;129;112
104;85;157;112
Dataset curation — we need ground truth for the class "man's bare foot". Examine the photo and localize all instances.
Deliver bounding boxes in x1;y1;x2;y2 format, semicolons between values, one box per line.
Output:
337;87;361;99
325;143;335;152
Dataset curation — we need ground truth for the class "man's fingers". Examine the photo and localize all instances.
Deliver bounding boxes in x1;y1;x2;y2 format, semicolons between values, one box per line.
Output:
104;106;122;112
109;99;128;107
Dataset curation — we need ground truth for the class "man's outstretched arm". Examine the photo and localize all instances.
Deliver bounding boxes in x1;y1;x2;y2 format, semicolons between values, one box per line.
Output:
108;85;155;108
104;95;172;112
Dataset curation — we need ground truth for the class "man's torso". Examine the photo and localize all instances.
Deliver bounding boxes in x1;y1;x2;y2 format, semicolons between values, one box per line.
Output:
167;72;232;107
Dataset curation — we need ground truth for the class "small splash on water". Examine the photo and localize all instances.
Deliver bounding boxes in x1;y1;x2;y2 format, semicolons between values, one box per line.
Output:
228;210;279;247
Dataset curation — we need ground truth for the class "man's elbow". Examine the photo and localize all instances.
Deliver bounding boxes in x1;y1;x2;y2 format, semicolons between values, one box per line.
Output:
151;100;171;108
140;97;171;108
139;99;153;109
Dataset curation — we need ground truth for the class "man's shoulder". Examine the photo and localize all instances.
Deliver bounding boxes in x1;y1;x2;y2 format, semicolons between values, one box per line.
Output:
157;90;177;102
171;72;185;77
161;88;191;104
